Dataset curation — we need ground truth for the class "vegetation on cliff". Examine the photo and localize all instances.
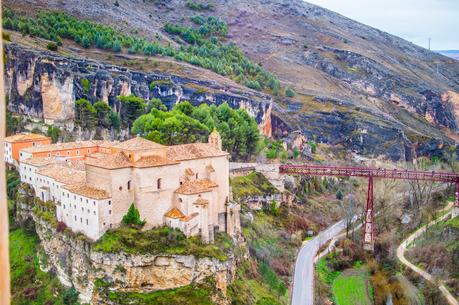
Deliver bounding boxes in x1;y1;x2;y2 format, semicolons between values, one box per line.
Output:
93;225;233;261
9;227;81;305
2;7;279;91
95;277;216;305
231;171;279;201
132;101;260;159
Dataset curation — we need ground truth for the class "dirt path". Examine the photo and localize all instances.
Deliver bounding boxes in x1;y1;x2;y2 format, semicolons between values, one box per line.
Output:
396;202;458;305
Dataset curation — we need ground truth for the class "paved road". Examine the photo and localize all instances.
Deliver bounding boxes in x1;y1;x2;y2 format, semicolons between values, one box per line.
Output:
291;219;348;305
397;203;458;305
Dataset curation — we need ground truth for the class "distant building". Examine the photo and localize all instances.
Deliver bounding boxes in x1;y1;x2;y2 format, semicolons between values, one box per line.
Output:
13;131;240;243
4;133;51;166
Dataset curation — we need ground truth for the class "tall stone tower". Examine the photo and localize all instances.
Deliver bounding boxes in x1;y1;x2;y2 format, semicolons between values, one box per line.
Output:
208;128;222;150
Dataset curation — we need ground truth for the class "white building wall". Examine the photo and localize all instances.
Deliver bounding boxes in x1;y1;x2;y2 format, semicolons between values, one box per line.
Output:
4;142;13;165
60;190;112;240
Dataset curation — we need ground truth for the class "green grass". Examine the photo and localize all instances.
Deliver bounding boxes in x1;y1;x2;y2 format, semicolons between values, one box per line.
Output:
316;256;341;285
9;227;75;305
93;225;233;261
331;268;372;305
446;215;459;229
100;279;215;305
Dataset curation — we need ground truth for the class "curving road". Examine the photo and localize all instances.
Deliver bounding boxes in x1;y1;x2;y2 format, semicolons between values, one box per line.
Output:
397;203;458;305
291;219;348;305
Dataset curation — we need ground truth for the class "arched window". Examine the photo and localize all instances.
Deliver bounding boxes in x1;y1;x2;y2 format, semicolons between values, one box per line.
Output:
157;178;162;190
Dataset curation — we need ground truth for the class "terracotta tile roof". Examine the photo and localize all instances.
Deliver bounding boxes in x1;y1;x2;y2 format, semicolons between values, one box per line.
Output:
86;152;178;169
64;183;110;200
195;198;209;206
182;212;199;222
85;152;132;169
164;207;186;219
37;164;86;185
175;179;218;194
185;168;195;176
5;133;50;143
22;157;57;167
133;155;179;167
22;140;107;153
167;143;228;161
111;137;165;151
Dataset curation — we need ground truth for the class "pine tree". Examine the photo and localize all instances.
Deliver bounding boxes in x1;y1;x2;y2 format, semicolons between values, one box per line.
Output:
122;203;145;226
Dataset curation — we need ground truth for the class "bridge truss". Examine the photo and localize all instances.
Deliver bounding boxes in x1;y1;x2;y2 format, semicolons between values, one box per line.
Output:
279;164;459;251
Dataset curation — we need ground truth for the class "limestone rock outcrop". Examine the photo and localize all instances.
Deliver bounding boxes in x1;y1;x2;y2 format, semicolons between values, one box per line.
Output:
5;43;272;136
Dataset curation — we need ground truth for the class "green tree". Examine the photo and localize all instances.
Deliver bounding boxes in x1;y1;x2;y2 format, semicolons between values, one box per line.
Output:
110;111;121;131
46;125;60;143
117;95;146;128
62;287;79;305
147;98;167;112
94;101;112;128
112;40;121;52
173;101;194;116
75;99;96;129
336;189;343;200
122;204;145;226
285;87;295;98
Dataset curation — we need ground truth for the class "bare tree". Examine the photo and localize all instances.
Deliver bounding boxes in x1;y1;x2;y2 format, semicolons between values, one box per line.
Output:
340;193;357;239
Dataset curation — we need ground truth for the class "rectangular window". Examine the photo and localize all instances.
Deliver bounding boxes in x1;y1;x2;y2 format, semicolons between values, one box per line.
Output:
108;201;111;205
86;219;88;225
109;210;112;215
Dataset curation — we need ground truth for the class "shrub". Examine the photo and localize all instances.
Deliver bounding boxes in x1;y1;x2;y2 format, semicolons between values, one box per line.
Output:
46;42;58;51
285;87;295;98
121;204;146;227
80;78;90;93
112;40;121;52
46;125;60;143
3;32;11;41
56;221;67;233
62;287;79;305
336;189;343;200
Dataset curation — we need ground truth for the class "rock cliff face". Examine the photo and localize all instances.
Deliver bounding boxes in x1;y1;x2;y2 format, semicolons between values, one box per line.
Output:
5;43;272;136
16;188;235;304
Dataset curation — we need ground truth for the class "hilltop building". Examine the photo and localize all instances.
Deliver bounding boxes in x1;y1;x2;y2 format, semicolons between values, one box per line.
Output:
4;133;52;166
10;131;240;242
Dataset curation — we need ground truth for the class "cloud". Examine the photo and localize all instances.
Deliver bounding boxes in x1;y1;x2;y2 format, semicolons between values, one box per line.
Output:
305;0;459;50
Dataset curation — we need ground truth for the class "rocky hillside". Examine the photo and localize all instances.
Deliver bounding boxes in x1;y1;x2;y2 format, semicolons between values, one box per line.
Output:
4;0;459;160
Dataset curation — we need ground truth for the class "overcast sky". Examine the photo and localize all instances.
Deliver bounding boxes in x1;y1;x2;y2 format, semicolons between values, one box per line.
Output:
305;0;459;50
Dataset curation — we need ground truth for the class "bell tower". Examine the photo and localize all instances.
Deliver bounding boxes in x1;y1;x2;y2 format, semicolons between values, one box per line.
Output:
208;128;222;150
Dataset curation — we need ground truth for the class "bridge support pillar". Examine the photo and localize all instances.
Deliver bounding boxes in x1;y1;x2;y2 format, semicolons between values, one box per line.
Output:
363;176;374;251
453;178;459;218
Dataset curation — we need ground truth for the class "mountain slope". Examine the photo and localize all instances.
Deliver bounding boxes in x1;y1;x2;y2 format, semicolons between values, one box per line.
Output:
4;0;459;160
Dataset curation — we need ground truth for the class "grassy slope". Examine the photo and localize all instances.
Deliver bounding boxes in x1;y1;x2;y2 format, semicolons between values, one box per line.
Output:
332;268;372;305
